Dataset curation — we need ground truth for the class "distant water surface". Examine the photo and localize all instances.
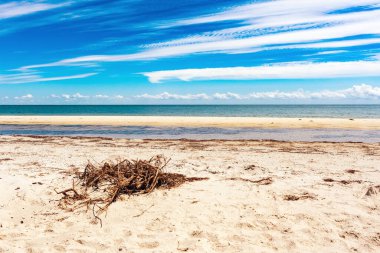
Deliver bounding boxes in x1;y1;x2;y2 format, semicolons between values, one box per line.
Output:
0;105;379;118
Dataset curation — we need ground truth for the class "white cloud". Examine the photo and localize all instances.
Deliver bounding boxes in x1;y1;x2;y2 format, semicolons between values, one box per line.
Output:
61;94;71;99
213;92;242;100
94;94;109;98
14;94;33;100
342;83;380;98
138;17;380;58
373;53;380;61
135;92;210;100
36;73;97;82
247;84;380;100
310;50;347;56
49;94;126;100
58;93;89;100
10;84;380;103
91;94;127;99
159;2;380;45
279;38;380;50
0;1;68;20
0;72;97;84
72;93;87;98
142;60;380;83
134;84;380;101
163;0;380;27
17;1;380;71
221;38;380;55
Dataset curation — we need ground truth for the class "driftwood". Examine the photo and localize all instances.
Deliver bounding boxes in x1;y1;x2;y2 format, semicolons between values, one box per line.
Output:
56;155;207;219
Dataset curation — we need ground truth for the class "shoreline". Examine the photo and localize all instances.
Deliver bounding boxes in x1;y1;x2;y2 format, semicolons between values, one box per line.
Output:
1;115;380;130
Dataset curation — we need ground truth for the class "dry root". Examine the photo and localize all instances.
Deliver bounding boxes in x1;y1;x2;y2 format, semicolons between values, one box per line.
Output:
56;155;207;217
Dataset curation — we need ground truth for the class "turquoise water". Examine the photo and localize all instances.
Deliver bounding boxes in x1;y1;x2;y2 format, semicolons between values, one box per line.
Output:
0;105;379;118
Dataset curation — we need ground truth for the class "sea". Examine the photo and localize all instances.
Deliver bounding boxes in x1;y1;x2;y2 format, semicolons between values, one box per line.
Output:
0;105;379;142
1;105;380;118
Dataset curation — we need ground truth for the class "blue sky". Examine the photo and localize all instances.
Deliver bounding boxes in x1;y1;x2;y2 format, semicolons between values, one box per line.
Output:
1;0;380;104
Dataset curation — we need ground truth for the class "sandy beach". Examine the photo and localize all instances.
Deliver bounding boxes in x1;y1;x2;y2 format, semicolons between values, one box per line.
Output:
2;0;380;252
1;116;380;130
0;135;379;252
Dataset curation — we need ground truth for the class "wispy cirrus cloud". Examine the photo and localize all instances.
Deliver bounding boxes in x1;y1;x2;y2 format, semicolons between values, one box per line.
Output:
0;0;161;37
162;0;379;26
0;72;97;84
17;0;380;73
142;60;380;83
0;1;69;20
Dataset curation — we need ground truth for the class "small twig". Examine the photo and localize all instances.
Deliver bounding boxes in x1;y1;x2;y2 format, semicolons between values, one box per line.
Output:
133;203;154;218
92;204;102;228
55;188;81;197
225;177;273;185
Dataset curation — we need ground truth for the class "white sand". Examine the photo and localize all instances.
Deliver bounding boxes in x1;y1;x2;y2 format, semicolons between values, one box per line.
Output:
0;136;379;252
1;115;380;129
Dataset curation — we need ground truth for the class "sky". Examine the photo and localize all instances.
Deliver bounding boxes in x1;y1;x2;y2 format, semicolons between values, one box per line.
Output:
1;0;380;104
